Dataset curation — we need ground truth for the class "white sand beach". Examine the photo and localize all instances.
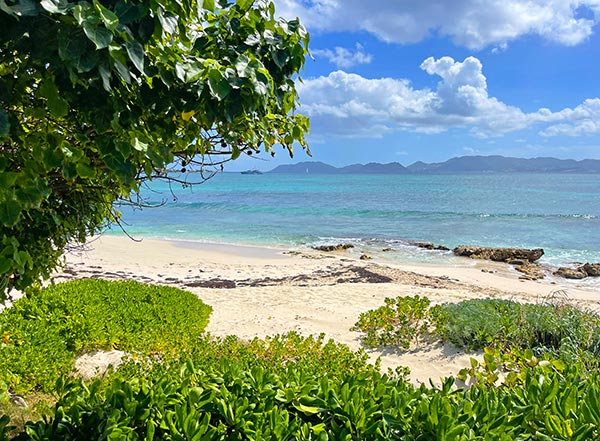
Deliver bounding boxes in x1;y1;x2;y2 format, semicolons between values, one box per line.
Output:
57;235;600;385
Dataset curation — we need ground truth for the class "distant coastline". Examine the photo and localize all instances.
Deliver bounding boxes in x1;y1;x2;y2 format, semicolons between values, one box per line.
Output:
268;155;600;174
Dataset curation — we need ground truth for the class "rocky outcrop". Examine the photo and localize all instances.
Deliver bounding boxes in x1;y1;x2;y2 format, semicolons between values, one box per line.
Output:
453;245;544;263
312;243;354;252
554;267;588;279
582;263;600;277
515;263;545;280
412;241;451;251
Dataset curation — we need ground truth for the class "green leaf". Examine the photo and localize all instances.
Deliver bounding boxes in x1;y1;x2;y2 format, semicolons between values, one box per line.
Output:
0;257;11;275
208;69;231;100
94;0;119;31
83;23;113;49
235;0;253;10
0;199;21;227
0;108;9;137
98;62;112;91
39;80;69;118
76;163;96;178
0;172;17;187
40;0;71;14
202;0;215;11
235;54;252;77
157;8;177;34
125;40;144;74
231;144;240;160
133;138;148;152
175;60;204;83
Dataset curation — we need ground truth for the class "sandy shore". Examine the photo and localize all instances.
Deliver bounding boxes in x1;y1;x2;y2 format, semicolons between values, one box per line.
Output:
57;235;600;384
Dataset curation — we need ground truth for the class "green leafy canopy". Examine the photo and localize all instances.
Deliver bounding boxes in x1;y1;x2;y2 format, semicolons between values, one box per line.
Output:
0;0;310;298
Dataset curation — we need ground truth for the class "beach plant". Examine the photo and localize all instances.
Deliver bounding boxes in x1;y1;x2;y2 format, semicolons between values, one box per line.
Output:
5;286;600;438
8;348;600;439
436;298;600;355
352;295;437;350
0;0;310;299
0;279;211;394
354;294;600;363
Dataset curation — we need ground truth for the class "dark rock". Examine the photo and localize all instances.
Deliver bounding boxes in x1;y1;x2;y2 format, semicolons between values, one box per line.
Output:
413;241;451;251
581;263;600;277
453;245;544;262
185;279;237;288
382;248;393;252
360;254;372;260
554;267;587;279
312;243;355;252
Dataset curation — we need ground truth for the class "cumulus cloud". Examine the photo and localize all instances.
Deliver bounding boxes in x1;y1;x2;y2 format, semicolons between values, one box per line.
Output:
297;56;600;139
275;0;600;49
540;99;600;136
312;43;372;69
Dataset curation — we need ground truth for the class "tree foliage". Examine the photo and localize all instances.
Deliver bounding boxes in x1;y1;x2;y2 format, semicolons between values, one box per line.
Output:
0;0;310;298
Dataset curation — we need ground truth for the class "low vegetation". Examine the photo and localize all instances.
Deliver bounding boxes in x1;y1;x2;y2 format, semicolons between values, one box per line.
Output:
0;279;212;394
353;293;600;360
4;282;600;439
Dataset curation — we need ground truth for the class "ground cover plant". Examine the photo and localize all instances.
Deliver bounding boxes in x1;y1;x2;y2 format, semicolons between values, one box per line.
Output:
5;344;600;439
5;285;600;439
0;279;212;394
353;293;600;359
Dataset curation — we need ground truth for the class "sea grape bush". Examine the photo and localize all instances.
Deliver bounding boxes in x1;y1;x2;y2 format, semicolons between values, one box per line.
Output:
0;0;310;298
4;283;600;438
8;351;600;439
0;279;212;393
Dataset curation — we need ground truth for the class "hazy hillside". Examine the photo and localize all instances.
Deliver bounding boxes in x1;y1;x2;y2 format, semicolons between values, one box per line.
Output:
269;156;600;174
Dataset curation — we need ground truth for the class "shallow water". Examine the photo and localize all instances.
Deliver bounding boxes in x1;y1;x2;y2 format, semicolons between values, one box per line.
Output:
110;172;600;273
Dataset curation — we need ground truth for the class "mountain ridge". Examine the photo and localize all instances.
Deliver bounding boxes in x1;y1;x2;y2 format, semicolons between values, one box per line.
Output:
268;155;600;174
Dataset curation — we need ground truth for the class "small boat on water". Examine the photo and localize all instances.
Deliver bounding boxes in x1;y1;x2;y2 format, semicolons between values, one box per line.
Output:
241;169;263;175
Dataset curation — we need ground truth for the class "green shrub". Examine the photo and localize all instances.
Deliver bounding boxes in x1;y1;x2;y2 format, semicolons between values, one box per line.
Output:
0;279;212;393
353;294;600;364
351;295;435;350
436;298;600;354
10;351;600;440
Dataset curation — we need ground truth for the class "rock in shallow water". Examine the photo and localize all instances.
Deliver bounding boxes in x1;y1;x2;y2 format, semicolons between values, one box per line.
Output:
412;241;451;251
581;263;600;277
312;243;355;252
453;245;544;263
554;267;588;279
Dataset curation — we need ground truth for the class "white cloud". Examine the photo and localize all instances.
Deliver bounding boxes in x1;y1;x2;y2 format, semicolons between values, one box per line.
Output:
275;0;600;49
312;43;372;69
297;56;600;139
540;99;600;136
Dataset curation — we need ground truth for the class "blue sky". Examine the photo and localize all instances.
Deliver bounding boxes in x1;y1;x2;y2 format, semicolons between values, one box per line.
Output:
231;0;600;170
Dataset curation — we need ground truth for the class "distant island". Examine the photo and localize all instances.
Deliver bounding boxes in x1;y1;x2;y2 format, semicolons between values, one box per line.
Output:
268;155;600;174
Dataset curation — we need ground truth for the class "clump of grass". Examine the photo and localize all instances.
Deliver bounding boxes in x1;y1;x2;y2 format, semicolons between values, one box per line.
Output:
0;279;212;393
437;297;600;354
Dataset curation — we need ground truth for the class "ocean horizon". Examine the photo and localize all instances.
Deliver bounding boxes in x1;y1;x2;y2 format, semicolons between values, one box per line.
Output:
109;171;600;286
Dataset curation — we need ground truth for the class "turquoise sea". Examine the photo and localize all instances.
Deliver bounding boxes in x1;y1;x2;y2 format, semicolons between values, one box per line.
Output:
111;172;600;274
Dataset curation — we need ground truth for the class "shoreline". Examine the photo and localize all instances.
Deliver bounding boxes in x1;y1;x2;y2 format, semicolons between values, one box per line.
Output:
56;235;600;384
104;231;600;288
